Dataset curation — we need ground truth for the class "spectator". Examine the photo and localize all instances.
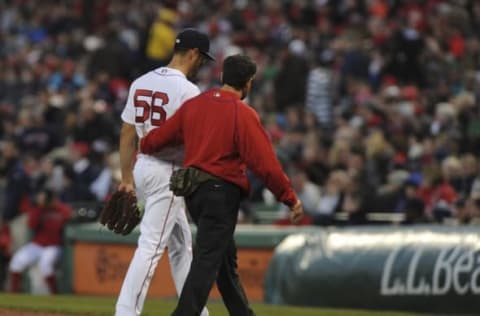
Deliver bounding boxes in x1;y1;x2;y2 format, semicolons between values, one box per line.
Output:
402;182;429;224
72;99;117;146
374;169;409;213
16;110;60;157
306;49;336;129
144;8;177;70
313;170;349;225
274;39;309;112
0;139;31;222
290;170;321;216
451;197;473;225
61;142;101;202
87;26;131;80
384;9;425;86
461;153;477;194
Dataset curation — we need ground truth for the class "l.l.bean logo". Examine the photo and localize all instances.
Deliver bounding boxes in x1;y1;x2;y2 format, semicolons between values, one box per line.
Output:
381;246;480;296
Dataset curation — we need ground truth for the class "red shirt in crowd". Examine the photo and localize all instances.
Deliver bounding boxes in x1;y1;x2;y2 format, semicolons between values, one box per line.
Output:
28;201;73;246
140;88;298;207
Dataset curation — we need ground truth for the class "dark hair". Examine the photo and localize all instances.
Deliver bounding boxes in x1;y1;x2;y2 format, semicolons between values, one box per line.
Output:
222;54;257;90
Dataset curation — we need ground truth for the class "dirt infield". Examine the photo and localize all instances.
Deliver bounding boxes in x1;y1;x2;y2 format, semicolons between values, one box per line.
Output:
0;310;76;316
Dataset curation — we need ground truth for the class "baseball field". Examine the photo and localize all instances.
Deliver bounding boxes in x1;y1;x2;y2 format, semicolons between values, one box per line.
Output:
0;294;433;316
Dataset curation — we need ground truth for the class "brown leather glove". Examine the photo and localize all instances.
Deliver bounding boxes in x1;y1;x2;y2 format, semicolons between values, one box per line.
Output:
99;190;142;235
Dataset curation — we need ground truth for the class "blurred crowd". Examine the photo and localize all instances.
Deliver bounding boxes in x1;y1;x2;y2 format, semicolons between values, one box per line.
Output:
1;0;480;245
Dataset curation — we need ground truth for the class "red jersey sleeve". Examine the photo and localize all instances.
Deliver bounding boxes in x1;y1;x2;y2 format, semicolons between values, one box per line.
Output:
140;105;184;154
236;104;297;207
58;202;74;223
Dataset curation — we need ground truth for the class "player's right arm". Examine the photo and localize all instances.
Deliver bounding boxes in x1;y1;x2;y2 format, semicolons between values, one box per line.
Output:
119;122;137;193
119;83;139;193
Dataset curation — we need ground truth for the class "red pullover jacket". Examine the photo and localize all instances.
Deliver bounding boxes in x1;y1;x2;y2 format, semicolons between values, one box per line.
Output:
28;200;73;246
140;88;297;207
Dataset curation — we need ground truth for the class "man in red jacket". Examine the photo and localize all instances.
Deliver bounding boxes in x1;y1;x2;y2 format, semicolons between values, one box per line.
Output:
141;54;304;316
8;189;72;294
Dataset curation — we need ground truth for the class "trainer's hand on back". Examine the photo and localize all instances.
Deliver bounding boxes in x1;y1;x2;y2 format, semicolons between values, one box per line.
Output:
289;200;304;224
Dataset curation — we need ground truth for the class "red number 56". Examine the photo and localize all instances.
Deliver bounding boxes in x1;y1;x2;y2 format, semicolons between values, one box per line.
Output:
133;89;169;126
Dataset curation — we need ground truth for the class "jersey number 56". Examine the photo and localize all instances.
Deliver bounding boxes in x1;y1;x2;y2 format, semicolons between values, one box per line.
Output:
133;89;169;126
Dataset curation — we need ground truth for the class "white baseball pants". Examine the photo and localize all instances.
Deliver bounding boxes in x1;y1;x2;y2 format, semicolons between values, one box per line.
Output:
9;242;60;277
115;155;208;316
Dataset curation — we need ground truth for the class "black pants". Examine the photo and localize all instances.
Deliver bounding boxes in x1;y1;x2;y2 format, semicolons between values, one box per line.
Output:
171;179;254;316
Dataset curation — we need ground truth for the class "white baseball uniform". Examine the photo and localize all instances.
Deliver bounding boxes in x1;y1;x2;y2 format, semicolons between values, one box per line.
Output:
9;243;60;277
116;67;208;316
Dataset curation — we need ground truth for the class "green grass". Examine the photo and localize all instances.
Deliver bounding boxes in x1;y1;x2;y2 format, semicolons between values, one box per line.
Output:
0;294;430;316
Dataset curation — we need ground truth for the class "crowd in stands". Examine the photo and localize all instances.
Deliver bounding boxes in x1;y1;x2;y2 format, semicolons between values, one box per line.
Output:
1;0;480;246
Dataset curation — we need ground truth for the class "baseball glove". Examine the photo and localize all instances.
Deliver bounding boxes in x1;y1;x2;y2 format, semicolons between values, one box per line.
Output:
99;190;142;235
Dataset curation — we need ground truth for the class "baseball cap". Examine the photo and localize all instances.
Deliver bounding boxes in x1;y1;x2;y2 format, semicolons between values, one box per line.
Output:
174;29;214;61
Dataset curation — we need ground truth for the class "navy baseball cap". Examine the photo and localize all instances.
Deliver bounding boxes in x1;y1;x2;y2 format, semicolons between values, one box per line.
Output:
174;29;214;61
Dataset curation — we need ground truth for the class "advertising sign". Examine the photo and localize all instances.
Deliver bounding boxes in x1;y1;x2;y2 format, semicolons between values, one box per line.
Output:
265;225;480;315
73;242;273;300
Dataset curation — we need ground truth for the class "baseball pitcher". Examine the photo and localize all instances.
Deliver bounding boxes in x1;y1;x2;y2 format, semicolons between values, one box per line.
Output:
114;29;213;316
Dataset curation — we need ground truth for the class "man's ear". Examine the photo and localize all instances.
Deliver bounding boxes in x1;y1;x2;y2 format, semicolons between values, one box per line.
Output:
187;48;197;61
246;77;254;88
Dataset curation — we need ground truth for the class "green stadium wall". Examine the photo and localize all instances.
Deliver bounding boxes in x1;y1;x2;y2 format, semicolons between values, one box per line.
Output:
62;223;319;301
